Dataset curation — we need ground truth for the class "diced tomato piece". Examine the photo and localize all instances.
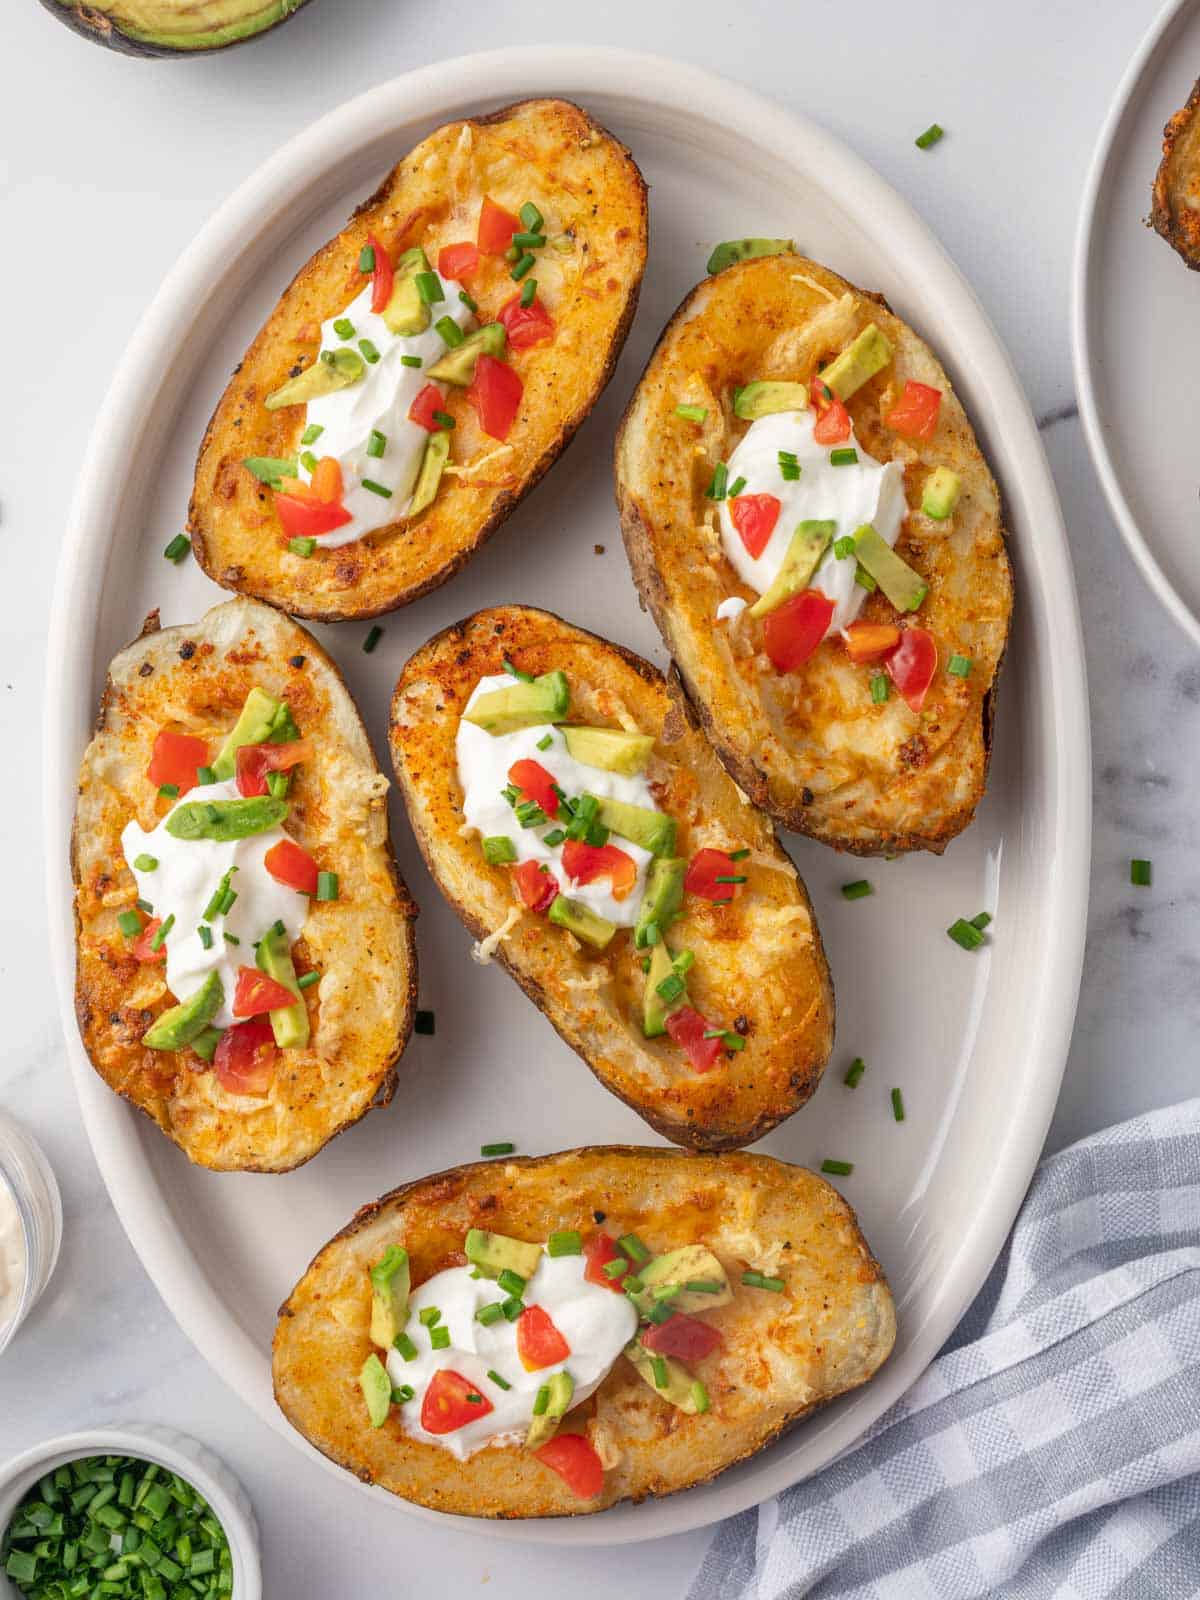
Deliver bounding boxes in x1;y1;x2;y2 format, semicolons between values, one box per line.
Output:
310;456;343;504
213;1018;277;1096
131;918;166;964
477;197;520;255
684;848;742;904
583;1232;626;1292
420;1369;494;1435
274;492;352;540
842;622;902;664
885;380;942;440
408;383;447;432
730;493;781;559
232;966;297;1018
438;241;481;282
762;589;836;673
368;233;393;314
264;838;320;896
147;729;209;795
665;1005;726;1073
810;375;851;444
534;1433;604;1500
642;1312;722;1362
517;1304;571;1371
513;859;558;913
561;840;637;903
885;626;938;712
508;758;559;817
496;291;556;351
235;738;311;798
466;354;523;441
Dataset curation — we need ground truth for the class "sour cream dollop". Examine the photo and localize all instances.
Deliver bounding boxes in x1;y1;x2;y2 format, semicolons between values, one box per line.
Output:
387;1252;637;1460
455;675;665;927
718;408;907;636
121;781;308;1029
298;271;472;550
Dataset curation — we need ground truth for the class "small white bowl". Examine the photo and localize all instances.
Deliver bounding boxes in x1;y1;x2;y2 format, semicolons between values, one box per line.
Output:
0;1114;63;1357
0;1425;261;1599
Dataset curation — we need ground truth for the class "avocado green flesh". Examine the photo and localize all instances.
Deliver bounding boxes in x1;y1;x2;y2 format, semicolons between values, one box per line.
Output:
749;521;835;618
464;1229;543;1281
642;942;678;1038
632;1244;733;1315
821;323;893;401
593;797;676;857
257;923;309;1050
165;795;288;841
525;1370;575;1449
734;381;809;421
408;430;450;518
851;524;928;612
142;971;224;1052
50;0;310;51
634;857;686;949
624;1341;702;1412
547;896;617;951
213;686;282;779
921;467;961;520
427;323;507;385
707;238;795;274
359;1353;392;1428
382;254;431;337
561;726;654;775
463;671;570;734
369;1246;411;1349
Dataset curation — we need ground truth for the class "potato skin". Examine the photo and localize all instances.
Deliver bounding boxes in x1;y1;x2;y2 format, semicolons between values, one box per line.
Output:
71;598;417;1172
1152;77;1200;268
389;606;834;1150
189;98;647;620
615;255;1013;855
273;1146;895;1517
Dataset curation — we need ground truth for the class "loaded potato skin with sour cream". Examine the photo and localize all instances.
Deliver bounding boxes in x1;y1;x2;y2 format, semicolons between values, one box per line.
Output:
189;98;647;621
615;251;1012;855
272;1146;895;1518
389;606;834;1152
72;597;416;1172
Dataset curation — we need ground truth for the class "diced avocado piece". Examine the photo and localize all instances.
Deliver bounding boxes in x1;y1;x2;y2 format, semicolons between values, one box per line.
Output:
256;922;309;1051
561;726;654;776
191;1025;223;1062
359;1353;392;1429
733;380;809;421
851;524;928;613
464;1229;543;1282
921;466;961;520
631;1245;733;1317
426;323;507;385
268;700;301;744
142;971;224;1052
213;687;283;779
642;942;680;1038
624;1341;705;1413
749;520;836;618
368;1245;411;1349
41;0;312;56
408;430;450;519
547;897;617;951
265;347;364;410
593;797;676;858
165;795;288;841
463;671;570;734
820;324;893;401
381;246;433;336
634;858;686;950
707;238;794;274
524;1369;575;1450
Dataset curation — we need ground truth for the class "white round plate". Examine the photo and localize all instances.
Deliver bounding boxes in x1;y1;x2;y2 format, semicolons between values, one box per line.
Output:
1074;0;1200;646
45;48;1089;1544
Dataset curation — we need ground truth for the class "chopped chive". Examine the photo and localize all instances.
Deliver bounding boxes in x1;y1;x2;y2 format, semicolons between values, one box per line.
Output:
358;338;380;364
243;455;298;484
656;972;686;1004
778;450;801;481
542;827;566;846
691;1380;711;1413
295;449;316;473
820;1159;854;1177
644;1301;675;1323
651;1356;669;1389
948;653;973;678
301;423;324;446
536;732;553;751
432;409;456;430
519;201;544;232
297;970;319;989
714;874;747;884
947;917;985;950
197;924;213;950
855;564;878;592
741;1270;786;1291
163;534;190;563
359;244;376;272
533;1385;550;1416
622;1274;644;1295
915;123;945;150
487;1368;512;1389
844;1056;866;1088
333;317;355;339
483;836;517;865
501;1295;524;1320
133;853;158;872
705;462;729;500
430;1325;450;1350
683;1279;722;1294
675;404;708;423
363;625;383;653
513;231;546;249
414;1010;435;1035
891;1087;906;1122
392;1384;414;1403
497;1268;526;1297
367;429;387;459
503;657;534;682
394;1332;418;1361
117;909;142;938
149;913;174;951
672;949;695;975
401;354;423;368
435;316;464;348
415;271;444;304
361;478;392;498
729;848;751;861
728;475;747;498
418;1305;442;1328
510;252;536;280
651;1283;680;1302
833;535;856;560
618;1233;649;1265
481;1141;515;1157
223;931;240;946
196;766;215;786
971;912;992;930
317;870;339;901
871;673;890;704
1130;858;1152;887
520;276;538;308
458;289;478;312
289;537;317;557
830;447;858;466
841;880;873;900
547;1230;582;1256
602;1256;628;1280
476;1302;504;1326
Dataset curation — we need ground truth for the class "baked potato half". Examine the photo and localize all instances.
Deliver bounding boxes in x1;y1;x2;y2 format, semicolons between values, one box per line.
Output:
272;1146;895;1517
1152;77;1200;267
615;252;1013;854
72;597;416;1171
190;98;647;621
390;606;833;1151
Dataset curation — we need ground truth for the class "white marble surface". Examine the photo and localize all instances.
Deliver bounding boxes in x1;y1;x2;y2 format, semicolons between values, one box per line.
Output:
3;0;1197;1593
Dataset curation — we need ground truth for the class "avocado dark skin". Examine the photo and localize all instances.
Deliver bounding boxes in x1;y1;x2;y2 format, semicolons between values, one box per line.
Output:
40;0;312;57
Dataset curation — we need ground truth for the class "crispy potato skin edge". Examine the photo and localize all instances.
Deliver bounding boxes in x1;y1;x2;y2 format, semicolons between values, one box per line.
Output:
1152;76;1200;268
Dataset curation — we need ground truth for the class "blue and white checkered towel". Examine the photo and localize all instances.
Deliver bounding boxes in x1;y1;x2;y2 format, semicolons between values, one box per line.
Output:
689;1100;1200;1599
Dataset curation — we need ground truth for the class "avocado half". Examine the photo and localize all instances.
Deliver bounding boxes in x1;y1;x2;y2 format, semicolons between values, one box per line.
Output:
42;0;311;56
